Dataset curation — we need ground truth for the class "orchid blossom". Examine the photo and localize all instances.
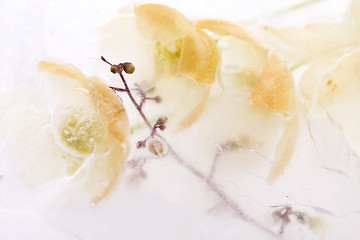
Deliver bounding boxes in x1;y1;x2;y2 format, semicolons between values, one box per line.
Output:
33;62;129;202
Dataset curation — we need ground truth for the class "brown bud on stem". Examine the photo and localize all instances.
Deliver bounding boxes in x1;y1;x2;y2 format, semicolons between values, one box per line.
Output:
123;62;135;74
158;125;166;131
153;96;162;103
136;140;146;148
157;116;168;125
110;65;119;74
148;139;163;156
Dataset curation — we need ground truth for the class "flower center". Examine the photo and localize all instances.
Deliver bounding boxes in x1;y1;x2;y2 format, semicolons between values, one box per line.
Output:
58;108;105;154
155;38;184;74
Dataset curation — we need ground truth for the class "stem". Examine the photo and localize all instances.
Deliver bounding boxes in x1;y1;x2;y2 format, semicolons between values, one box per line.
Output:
208;151;221;180
118;71;152;129
102;57;279;238
109;86;127;92
129;83;277;238
155;134;278;237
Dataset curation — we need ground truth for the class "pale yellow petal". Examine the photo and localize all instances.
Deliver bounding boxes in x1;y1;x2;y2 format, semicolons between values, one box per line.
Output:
195;20;268;94
178;27;220;84
248;51;295;114
99;14;156;83
299;53;344;103
38;61;88;87
255;23;360;63
219;36;267;95
134;4;191;42
149;73;210;131
88;76;129;144
315;47;360;106
196;19;267;53
268;115;299;182
82;135;128;203
351;0;360;32
176;86;211;131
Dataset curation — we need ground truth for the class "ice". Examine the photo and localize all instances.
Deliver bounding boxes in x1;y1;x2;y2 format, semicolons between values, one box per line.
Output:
1;0;360;239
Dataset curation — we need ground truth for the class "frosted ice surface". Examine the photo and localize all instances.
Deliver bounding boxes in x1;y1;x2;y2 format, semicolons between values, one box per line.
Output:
1;0;360;239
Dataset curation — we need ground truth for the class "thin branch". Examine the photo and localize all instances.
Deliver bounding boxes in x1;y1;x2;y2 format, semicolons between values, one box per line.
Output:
101;56;279;238
109;86;127;92
208;151;221;180
161;138;277;237
118;70;152;128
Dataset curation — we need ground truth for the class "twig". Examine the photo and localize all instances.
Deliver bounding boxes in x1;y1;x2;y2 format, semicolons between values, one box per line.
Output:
118;70;152;128
208;151;221;180
162;140;277;237
101;56;279;238
109;86;127;92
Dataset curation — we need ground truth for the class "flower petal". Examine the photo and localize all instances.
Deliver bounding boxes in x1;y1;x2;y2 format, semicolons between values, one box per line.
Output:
178;27;220;84
351;0;360;32
38;61;129;202
196;19;267;53
176;86;211;131
150;73;211;131
299;53;344;103
248;51;295;114
268;115;299;182
100;14;156;83
314;47;360;106
134;4;191;42
196;20;268;94
218;36;267;95
88;76;130;144
255;23;360;63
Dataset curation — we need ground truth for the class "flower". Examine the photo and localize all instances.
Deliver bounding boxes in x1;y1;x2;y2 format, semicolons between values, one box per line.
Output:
100;4;298;182
251;0;360;170
98;4;221;131
195;18;298;182
133;4;221;131
134;4;220;85
0;61;130;203
253;1;360;106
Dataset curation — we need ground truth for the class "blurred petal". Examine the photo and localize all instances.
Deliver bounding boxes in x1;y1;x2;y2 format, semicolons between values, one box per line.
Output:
219;36;267;95
88;76;130;144
134;4;191;42
38;61;87;86
314;47;360;106
151;74;211;131
176;86;211;131
248;51;295;114
255;23;360;63
81;136;128;203
196;20;268;94
268;115;299;182
100;14;156;83
178;27;220;84
299;53;343;103
189;91;284;159
196;19;267;53
351;0;360;31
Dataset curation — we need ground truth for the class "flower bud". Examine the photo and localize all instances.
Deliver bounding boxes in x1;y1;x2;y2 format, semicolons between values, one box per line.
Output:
123;62;135;74
148;139;163;156
158;125;166;131
153;96;162;103
157;116;168;125
136;140;146;148
110;65;119;74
